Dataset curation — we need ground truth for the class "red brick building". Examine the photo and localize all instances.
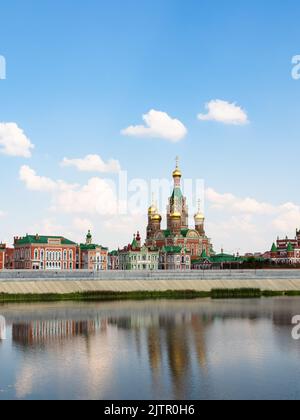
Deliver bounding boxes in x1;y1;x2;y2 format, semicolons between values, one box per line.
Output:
14;234;77;270
0;244;5;270
79;231;108;271
0;244;14;270
270;230;300;264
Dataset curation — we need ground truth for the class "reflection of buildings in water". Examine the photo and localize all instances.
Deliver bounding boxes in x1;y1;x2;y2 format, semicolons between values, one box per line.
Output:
147;327;162;374
109;312;211;398
0;315;6;340
191;315;209;370
14;328;115;400
12;318;107;347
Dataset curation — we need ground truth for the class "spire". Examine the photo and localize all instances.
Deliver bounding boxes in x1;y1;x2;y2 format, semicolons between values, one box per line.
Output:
86;230;92;245
271;243;278;253
148;192;157;216
172;156;182;179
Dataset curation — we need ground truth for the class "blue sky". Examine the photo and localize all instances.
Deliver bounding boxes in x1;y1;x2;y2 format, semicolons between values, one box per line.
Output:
0;0;300;252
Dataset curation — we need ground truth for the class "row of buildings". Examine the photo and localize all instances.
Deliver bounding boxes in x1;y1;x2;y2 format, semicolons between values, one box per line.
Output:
1;159;300;271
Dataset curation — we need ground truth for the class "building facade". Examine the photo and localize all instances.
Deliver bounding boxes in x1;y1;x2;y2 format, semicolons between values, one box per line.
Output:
14;235;77;270
79;231;108;271
108;251;120;270
192;250;242;270
0;244;5;270
145;159;214;266
159;246;191;270
270;230;300;264
0;244;14;270
119;232;159;271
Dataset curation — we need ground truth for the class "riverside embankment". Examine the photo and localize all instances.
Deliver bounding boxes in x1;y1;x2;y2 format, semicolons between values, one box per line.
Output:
1;270;300;296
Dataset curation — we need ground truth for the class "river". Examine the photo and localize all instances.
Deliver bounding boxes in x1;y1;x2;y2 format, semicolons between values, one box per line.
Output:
0;297;300;400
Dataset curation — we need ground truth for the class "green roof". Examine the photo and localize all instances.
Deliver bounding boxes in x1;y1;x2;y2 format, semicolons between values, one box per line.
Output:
162;246;183;254
271;243;278;253
15;235;76;246
109;250;119;256
131;238;139;249
171;187;183;201
163;230;172;238
201;249;208;258
181;229;189;238
211;253;241;263
80;244;108;251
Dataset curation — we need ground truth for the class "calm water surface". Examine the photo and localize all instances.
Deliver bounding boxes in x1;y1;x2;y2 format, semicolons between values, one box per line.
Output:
0;297;300;400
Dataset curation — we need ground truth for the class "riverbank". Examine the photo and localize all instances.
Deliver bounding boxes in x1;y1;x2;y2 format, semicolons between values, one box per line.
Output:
1;289;300;303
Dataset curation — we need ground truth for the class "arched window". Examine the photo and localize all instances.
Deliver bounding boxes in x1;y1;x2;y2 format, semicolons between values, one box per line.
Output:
69;250;73;260
34;249;39;260
64;250;67;261
41;250;44;260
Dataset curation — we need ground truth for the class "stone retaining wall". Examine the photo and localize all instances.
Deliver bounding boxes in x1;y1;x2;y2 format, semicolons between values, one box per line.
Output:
0;269;300;294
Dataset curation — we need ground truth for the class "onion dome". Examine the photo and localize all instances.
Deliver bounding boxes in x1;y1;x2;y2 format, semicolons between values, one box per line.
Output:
194;200;205;221
151;213;162;222
173;156;182;178
171;211;181;219
148;204;157;216
173;168;182;178
195;211;205;222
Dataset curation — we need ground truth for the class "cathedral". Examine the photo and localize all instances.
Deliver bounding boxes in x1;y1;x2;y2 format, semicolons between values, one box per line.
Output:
146;159;214;260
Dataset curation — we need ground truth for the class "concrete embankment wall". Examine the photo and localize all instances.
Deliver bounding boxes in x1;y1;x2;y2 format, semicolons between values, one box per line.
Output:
1;270;300;294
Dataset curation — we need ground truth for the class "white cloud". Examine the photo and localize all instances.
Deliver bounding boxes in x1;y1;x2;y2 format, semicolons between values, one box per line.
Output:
198;100;249;125
53;178;118;216
205;186;300;253
205;188;275;215
272;204;300;233
61;154;121;174
19;165;57;192
0;123;34;157
0;210;5;218
73;217;94;234
20;166;118;216
121;109;187;142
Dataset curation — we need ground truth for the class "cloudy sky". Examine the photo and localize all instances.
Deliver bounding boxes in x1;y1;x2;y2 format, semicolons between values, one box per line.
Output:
0;0;300;253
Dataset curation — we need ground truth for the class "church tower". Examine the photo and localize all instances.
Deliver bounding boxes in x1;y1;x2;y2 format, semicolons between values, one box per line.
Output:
86;230;93;245
167;157;189;233
194;201;205;236
147;195;162;240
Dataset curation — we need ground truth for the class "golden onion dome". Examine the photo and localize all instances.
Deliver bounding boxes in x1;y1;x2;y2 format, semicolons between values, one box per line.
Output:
173;157;182;178
148;205;157;216
195;212;205;221
171;211;181;219
151;213;162;222
172;168;182;178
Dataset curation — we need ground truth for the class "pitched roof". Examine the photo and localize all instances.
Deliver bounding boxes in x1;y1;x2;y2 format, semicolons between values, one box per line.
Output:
181;229;189;237
80;244;108;251
271;243;278;253
15;235;76;246
162;246;183;254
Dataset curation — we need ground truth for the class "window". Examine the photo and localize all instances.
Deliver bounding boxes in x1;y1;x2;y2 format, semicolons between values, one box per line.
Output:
34;249;39;260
